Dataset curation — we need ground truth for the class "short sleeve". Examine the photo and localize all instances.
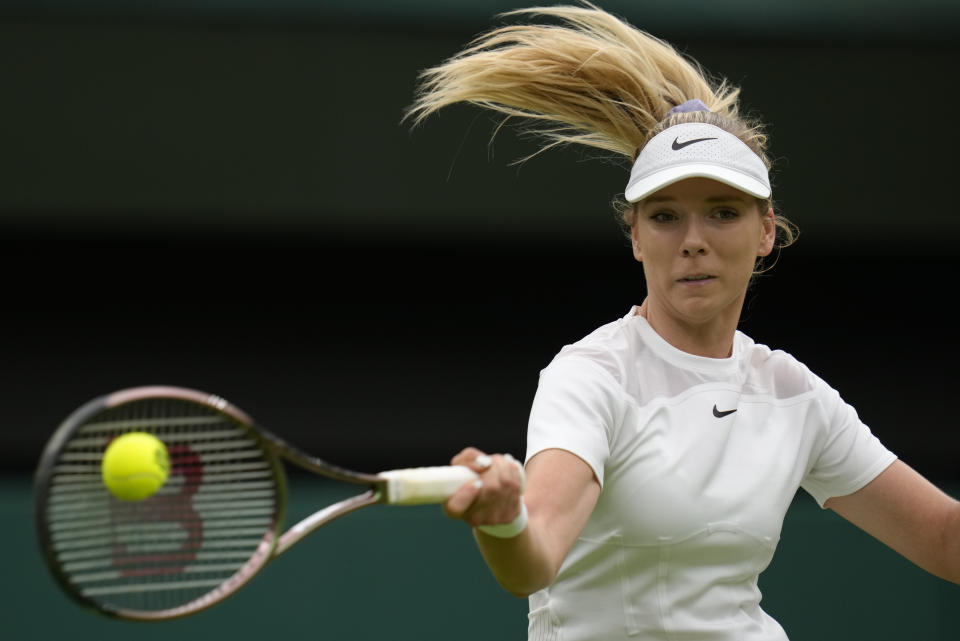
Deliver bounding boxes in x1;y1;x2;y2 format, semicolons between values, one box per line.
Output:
525;356;624;487
801;383;897;508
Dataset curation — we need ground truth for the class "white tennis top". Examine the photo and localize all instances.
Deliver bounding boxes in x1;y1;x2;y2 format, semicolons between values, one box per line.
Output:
525;307;896;641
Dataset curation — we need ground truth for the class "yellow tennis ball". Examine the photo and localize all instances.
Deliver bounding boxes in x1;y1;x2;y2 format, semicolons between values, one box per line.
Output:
101;432;170;501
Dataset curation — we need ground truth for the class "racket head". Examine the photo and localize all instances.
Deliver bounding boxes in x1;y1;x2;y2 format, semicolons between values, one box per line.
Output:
34;385;287;620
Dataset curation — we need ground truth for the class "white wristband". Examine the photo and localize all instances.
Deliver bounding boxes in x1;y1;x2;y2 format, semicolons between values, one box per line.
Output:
477;500;528;539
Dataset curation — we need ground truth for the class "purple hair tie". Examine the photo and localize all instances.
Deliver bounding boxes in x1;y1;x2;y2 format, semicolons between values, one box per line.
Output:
666;99;710;117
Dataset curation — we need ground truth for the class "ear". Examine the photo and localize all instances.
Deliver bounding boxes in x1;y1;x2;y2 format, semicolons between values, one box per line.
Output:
757;208;776;257
630;224;643;263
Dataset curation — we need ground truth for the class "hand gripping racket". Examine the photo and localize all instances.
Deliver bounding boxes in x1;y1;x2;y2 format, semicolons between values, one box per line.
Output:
34;385;480;621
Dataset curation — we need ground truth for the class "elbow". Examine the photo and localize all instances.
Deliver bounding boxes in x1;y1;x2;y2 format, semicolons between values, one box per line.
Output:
496;566;557;599
943;500;960;585
503;581;549;600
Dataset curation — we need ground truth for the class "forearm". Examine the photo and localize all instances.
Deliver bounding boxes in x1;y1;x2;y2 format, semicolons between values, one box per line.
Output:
939;498;960;584
445;448;600;598
474;518;559;598
474;466;600;597
828;461;960;585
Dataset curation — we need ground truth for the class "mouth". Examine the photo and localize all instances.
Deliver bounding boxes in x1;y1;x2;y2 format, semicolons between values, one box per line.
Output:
678;274;715;283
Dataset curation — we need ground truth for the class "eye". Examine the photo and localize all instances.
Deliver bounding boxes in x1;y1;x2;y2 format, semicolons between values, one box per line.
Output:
649;211;678;223
712;208;740;221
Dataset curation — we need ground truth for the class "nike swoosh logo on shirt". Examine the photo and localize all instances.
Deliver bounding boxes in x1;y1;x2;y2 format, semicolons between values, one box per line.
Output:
712;404;737;418
672;136;718;150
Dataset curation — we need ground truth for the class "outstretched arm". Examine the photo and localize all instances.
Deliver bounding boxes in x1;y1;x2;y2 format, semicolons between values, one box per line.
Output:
826;459;960;584
444;447;601;598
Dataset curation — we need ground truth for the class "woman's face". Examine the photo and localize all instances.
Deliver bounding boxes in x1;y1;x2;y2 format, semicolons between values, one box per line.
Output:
631;177;775;327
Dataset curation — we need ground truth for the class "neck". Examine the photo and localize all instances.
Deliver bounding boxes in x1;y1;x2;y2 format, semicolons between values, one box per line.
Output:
637;298;742;359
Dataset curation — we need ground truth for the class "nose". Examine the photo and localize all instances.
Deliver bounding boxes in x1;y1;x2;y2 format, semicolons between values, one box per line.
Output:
680;218;708;256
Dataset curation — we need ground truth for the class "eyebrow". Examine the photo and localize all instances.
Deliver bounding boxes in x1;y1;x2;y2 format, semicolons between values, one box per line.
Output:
642;194;749;205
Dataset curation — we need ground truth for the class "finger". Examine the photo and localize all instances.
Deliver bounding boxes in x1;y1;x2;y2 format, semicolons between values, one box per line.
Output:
443;476;483;520
455;449;495;474
450;446;485;467
484;454;523;492
474;456;524;522
473;453;493;471
503;453;527;492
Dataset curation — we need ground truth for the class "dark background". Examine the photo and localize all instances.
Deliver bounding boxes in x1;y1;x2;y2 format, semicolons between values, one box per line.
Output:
1;2;959;638
3;0;959;481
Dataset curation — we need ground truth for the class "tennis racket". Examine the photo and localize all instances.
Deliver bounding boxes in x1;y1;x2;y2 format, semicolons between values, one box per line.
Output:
34;385;483;621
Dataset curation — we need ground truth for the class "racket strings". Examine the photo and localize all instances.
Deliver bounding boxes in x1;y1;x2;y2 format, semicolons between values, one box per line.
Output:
43;397;281;615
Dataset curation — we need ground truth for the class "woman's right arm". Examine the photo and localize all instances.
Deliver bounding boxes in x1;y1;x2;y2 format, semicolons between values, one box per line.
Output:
444;446;602;598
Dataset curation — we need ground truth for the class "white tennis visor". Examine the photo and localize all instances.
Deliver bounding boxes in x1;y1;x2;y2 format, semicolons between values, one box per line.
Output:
624;122;771;203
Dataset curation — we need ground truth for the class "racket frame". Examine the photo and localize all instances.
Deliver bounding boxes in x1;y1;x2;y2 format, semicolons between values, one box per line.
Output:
33;385;407;621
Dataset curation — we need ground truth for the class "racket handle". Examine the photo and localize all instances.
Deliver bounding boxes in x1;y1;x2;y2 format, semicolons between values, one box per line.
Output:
379;465;479;505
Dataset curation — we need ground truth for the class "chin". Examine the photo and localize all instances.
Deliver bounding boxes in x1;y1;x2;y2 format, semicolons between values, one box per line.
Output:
678;306;723;324
672;296;738;324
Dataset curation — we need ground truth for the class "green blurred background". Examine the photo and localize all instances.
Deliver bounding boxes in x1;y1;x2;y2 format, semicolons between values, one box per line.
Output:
2;1;958;638
4;476;958;639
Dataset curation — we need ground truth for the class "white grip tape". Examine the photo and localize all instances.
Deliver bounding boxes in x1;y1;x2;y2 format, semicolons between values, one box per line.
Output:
379;465;479;505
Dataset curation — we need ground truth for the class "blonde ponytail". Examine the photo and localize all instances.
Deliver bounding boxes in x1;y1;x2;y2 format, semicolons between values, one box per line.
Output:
405;2;795;250
404;2;745;162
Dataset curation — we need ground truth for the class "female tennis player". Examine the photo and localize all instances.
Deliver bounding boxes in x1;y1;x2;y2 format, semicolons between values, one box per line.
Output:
405;4;960;640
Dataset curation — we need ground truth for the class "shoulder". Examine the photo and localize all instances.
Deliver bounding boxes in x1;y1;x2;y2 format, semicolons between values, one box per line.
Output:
546;313;638;386
739;335;835;401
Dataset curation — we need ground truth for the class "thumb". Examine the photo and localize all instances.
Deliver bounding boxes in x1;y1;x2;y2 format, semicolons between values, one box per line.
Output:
443;476;483;520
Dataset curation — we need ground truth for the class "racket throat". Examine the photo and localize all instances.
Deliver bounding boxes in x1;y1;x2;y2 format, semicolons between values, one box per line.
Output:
274;490;381;557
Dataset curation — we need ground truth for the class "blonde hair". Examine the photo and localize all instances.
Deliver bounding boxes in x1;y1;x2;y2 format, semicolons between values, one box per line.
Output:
404;2;796;249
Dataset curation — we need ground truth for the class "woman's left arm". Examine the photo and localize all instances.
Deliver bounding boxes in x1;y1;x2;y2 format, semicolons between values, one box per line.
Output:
826;460;960;584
